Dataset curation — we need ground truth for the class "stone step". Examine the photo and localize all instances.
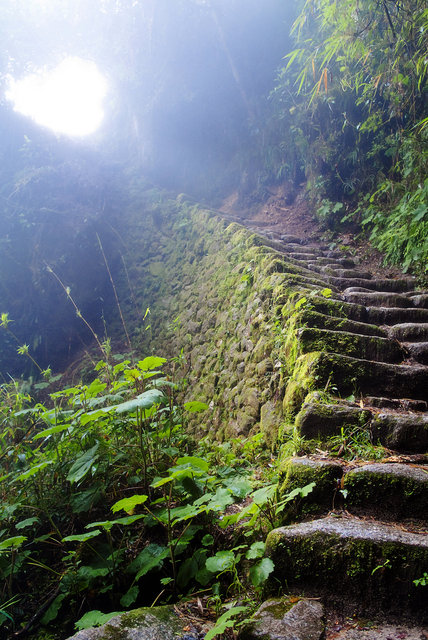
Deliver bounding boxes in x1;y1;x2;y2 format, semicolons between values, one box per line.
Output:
363;396;428;412
402;342;428;364
291;252;327;261
284;243;321;254
343;463;428;520
371;412;428;451
321;267;373;279
295;401;428;451
310;296;368;322
309;257;356;268
297;327;404;363
297;309;387;337
409;294;428;309
298;328;405;363
330;277;413;293
343;291;412;308
265;515;428;618
389;323;428;342
366;306;428;324
278;234;304;244
295;402;372;439
278;457;342;509
308;352;428;401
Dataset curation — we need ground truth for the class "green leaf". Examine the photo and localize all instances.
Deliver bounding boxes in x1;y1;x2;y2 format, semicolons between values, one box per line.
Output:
246;541;265;560
114;389;165;413
206;550;235;574
0;536;27;550
74;610;124;631
62;530;102;543
41;593;66;624
176;456;209;472
85;515;145;531
67;444;99;485
201;534;214;547
33;424;71;439
16;517;40;530
15;461;54;481
183;401;209;413
249;557;275;587
128;544;170;580
224;476;252;499
111;494;148;514
137;356;167;371
77;566;110;582
204;487;234;512
251;484;277;504
70;487;102;514
204;606;248;640
120;586;139;607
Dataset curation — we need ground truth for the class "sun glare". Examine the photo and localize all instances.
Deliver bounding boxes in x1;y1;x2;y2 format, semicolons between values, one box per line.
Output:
6;57;108;137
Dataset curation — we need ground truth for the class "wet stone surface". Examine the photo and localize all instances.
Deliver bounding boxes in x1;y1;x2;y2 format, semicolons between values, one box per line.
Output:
67;606;200;640
239;598;324;640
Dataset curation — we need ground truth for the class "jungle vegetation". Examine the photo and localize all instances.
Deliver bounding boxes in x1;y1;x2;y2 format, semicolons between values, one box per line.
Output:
0;0;427;636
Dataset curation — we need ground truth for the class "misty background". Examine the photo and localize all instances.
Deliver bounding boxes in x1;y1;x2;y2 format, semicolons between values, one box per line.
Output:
0;0;297;377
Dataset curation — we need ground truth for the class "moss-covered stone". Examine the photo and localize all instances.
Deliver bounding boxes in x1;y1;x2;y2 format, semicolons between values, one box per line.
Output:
67;605;190;640
265;515;428;619
278;457;343;511
239;598;324;640
297;327;404;363
344;463;428;519
295;402;372;439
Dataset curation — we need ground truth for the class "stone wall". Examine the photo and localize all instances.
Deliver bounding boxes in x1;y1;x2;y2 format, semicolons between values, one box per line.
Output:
120;195;301;444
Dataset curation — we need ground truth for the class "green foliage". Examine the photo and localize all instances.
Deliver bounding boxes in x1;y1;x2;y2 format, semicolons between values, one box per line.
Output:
0;355;287;637
268;0;428;273
204;606;249;640
413;572;428;587
328;425;386;461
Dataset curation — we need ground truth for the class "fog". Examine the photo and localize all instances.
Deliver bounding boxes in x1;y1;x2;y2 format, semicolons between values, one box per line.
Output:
0;0;296;376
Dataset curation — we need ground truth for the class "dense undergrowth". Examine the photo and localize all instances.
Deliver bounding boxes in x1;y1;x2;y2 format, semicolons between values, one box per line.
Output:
0;347;319;639
263;0;428;274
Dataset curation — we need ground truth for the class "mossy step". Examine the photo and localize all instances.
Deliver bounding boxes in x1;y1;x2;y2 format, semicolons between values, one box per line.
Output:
295;402;372;439
409;294;428;309
278;235;304;244
389;323;428;341
343;463;428;520
265;515;428;618
331;277;413;293
364;396;428;412
308;257;356;268
310;296;368;322
67;605;196;640
297;327;404;363
309;352;428;400
366;307;428;325
343;291;412;308
284;244;322;255
297;309;387;338
296;402;428;451
289;252;326;261
371;413;428;451
278;457;343;511
320;267;373;279
403;342;428;364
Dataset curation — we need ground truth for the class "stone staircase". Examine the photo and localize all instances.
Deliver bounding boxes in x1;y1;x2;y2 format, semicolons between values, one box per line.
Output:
248;230;428;622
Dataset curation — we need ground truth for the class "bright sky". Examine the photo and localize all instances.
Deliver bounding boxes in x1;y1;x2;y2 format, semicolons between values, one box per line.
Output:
6;57;108;137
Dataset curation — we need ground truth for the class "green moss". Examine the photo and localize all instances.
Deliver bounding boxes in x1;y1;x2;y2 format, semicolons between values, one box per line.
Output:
283;352;322;418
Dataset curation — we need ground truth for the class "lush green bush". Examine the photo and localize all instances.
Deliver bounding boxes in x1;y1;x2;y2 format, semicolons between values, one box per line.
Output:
0;352;316;637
